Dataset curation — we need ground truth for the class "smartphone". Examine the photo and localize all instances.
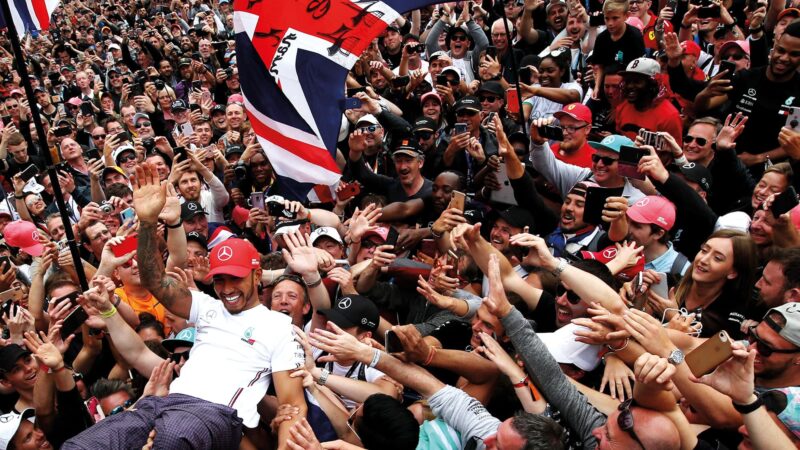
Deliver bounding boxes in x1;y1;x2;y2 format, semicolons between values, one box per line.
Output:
482;111;496;126
589;10;604;27
114;131;130;143
454;123;468;135
435;74;448;86
338;182;361;201
583;186;615;225
54;126;72;137
784;106;800;132
719;60;736;81
449;190;466;212
85;147;101;161
191;80;202;92
618;145;648;180
80;102;93;116
0;288;22;304
385;329;403;353
392;76;410;88
771;186;799;217
0;299;18;318
53;291;80;308
111;234;138;257
19;165;39;182
60;306;89;339
342;97;361;110
506;88;520;114
0;256;12;274
129;82;144;97
418;239;437;258
446;249;459;279
685;331;733;377
385;227;399;248
189;103;201;113
173;146;187;161
631;272;648;310
651;272;669;299
50;95;61;104
485;46;497;58
638;129;662;150
249;191;265;209
346;87;366;97
180;122;194;137
1;116;11;126
537;125;564;141
518;67;532;83
697;5;721;18
666;0;677;9
119;207;135;223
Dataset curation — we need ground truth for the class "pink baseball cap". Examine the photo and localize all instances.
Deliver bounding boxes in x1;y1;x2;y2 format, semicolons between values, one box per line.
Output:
554;103;592;124
66;97;83;107
206;238;260;280
625;16;644;32
626;196;676;231
420;91;442;105
719;40;751;57
363;226;389;243
4;221;43;256
227;93;244;104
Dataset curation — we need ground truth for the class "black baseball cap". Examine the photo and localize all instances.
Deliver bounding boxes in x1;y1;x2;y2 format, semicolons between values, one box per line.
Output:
318;295;379;332
171;99;188;111
186;231;208;249
211;104;226;115
392;137;423;158
477;81;504;97
412;117;436;133
497;206;535;230
454;96;481;113
669;162;712;192
178;58;192;67
181;201;208;220
225;145;244;157
0;344;30;373
508;131;530;148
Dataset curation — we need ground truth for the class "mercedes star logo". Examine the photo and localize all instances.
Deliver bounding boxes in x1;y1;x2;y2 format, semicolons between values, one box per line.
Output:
338;297;352;309
218;246;233;261
188;203;198;211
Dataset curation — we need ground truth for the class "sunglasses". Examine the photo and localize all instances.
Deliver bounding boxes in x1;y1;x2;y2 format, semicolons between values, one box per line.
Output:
109;399;134;416
591;154;618;165
617;399;646;448
92;133;107;139
479;95;499;103
135;121;152;129
450;35;468;42
683;135;708;146
414;131;433;140
117;153;137;163
723;52;746;61
358;125;380;133
170;349;191;364
748;326;800;357
555;284;581;304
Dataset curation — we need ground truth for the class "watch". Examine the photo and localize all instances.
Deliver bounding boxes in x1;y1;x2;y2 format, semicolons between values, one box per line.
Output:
667;348;684;365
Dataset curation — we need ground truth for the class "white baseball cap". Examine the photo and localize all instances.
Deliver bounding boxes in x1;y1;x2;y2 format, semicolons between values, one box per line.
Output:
310;226;343;245
0;409;35;450
620;57;661;79
538;323;602;371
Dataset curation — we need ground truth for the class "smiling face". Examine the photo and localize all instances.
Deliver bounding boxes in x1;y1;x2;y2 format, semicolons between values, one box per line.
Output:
769;32;800;79
560;192;588;233
692;237;737;284
10;417;52;450
448;31;469;58
0;353;37;392
392;154;423;188
749;319;800;381
269;278;309;327
683;123;716;164
470;305;507;349
749;209;774;247
212;271;262;314
555;280;589;327
591;148;620;184
752;172;789;210
422;98;442;122
489;218;521;253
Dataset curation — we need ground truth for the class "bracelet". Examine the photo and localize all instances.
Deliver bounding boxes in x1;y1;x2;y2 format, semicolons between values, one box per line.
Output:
14;194;23;199
304;275;323;288
513;375;530;389
99;306;118;319
607;338;629;352
552;258;568;277
732;394;763;414
423;346;437;366
430;227;443;239
318;368;330;386
749;25;764;33
368;348;381;368
112;294;122;308
165;219;183;229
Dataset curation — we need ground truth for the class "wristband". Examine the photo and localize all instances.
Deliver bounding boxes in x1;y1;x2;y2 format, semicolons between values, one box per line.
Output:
430;227;443;239
423;346;437;366
318;368;330;386
14;194;23;199
304;275;323;288
513;375;530;388
680;22;691;29
165;219;183;229
368;348;381;368
732;394;763;414
99;306;118;319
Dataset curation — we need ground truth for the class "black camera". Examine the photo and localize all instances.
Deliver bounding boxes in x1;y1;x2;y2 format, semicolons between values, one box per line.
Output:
142;137;155;151
233;161;248;179
153;78;165;90
223;67;234;78
406;43;426;54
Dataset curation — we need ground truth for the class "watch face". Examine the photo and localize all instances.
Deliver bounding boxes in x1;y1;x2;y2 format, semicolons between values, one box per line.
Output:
669;350;684;364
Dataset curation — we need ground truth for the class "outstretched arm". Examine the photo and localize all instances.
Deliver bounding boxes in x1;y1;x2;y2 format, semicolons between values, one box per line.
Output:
133;163;193;319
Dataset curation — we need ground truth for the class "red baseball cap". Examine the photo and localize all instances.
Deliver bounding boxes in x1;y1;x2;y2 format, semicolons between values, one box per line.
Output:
680;40;701;58
4;221;43;256
206;238;260;280
626;196;676;231
581;246;645;282
554;103;592;124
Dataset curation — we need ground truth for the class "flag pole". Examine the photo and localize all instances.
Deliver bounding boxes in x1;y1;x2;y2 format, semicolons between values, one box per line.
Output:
0;0;90;291
497;1;527;131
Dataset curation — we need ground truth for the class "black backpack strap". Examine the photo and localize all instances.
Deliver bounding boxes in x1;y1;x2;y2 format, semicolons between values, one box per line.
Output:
670;252;689;276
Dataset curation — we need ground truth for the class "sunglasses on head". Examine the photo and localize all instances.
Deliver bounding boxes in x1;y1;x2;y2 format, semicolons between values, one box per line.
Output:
683;135;708;146
359;125;380;133
170;349;190;364
414;131;433;140
617;399;646;448
591;154;617;165
555;284;581;304
479;95;499;103
109;399;134;416
135;121;151;129
748;326;800;357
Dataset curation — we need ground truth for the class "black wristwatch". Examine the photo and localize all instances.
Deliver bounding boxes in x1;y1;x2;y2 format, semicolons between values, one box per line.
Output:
732;394;763;414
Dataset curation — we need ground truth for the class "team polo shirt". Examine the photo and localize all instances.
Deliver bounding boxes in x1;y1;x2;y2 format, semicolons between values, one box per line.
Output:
169;290;304;427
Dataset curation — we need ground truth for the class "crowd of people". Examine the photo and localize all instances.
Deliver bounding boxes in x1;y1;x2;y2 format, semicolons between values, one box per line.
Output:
0;0;796;448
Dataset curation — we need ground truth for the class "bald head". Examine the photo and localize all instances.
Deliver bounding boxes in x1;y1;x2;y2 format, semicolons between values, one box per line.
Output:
631;407;681;450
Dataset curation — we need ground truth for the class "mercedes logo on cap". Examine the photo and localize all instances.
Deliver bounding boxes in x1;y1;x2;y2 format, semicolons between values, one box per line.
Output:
218;246;233;261
338;297;352;309
188;202;198;211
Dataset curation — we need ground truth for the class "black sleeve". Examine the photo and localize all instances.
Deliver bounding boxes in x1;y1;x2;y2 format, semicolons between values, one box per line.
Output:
509;172;558;235
749;35;769;69
653;173;717;257
120;39;142;72
48;387;92;448
363;281;409;311
346;156;394;196
376;108;412;136
667;63;705;100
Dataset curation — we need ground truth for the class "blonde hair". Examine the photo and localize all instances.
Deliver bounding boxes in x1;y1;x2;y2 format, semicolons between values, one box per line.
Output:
603;0;629;15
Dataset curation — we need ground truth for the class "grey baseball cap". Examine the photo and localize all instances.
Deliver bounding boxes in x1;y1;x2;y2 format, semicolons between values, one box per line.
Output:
764;303;800;348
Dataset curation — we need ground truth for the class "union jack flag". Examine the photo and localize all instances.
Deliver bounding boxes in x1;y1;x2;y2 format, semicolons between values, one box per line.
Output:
233;0;439;199
0;0;58;35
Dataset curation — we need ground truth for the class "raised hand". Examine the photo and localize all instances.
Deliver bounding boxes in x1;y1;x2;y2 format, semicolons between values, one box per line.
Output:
281;231;320;277
142;358;175;398
716;113;748;150
691;341;754;403
476;332;526;379
482;254;512;318
23;330;65;370
132;162;167;223
158;183;181;225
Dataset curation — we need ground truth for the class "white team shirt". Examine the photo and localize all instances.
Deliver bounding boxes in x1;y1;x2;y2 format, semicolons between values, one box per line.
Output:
170;290;304;427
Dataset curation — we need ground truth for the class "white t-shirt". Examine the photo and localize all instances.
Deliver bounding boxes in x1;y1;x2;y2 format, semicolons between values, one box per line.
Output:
170;290;304;427
311;346;386;410
523;81;583;121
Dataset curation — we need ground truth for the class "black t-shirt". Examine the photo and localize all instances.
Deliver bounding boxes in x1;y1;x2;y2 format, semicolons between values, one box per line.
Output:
530;290;558;333
592;26;646;68
722;67;800;155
